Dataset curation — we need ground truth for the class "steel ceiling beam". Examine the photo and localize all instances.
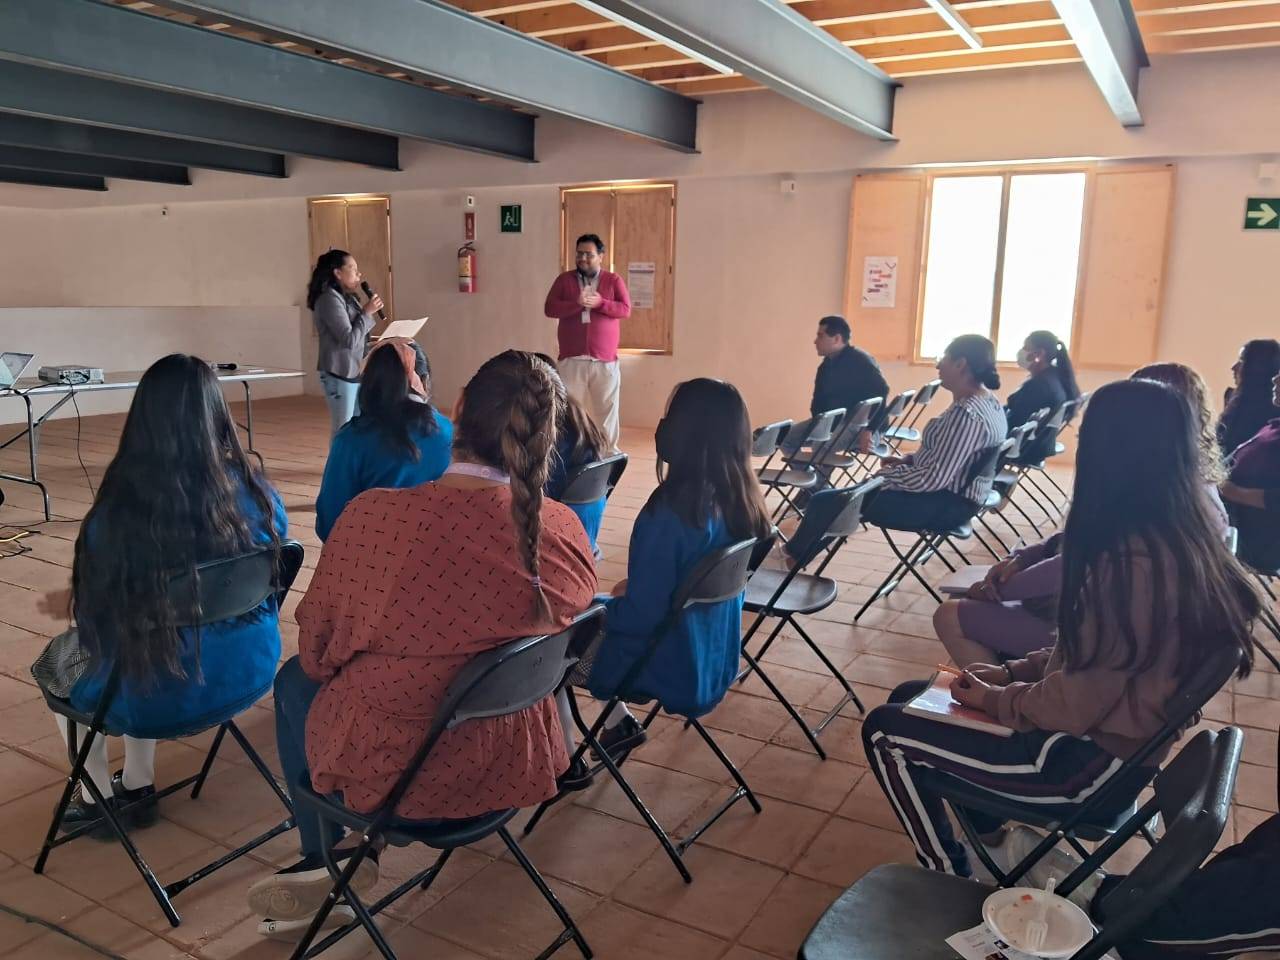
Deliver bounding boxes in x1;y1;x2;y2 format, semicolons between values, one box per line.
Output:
156;0;700;151
0;167;105;191
0;113;286;178
575;0;897;140
0;0;534;161
0;61;397;170
1051;0;1148;125
0;144;190;184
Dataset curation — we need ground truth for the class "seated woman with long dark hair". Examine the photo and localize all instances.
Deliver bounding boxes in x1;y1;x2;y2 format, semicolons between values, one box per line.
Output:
555;378;772;780
247;351;596;925
33;354;286;831
1005;329;1081;431
536;354;611;553
935;362;1230;667
863;378;1258;878
1218;338;1280;457
861;334;1007;532
314;338;452;541
1221;365;1280;572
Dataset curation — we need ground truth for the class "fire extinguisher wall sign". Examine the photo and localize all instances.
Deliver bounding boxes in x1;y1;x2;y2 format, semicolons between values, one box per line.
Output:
458;242;477;294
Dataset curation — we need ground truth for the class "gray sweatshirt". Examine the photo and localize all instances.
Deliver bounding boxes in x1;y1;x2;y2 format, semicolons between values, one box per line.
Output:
313;286;374;381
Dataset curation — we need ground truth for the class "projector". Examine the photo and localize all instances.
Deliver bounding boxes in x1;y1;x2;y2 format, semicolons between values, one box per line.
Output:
38;365;105;385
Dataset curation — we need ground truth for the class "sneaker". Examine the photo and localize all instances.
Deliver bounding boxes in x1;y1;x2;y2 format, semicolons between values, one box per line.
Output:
555;756;594;793
247;848;380;922
997;825;1105;911
590;715;647;761
111;771;159;829
258;905;356;941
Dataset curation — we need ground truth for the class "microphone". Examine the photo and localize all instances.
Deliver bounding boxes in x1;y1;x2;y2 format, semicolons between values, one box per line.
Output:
359;280;387;322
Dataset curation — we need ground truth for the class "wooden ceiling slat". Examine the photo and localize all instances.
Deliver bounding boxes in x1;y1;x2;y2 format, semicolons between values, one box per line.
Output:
1147;21;1280;45
1142;1;1280;30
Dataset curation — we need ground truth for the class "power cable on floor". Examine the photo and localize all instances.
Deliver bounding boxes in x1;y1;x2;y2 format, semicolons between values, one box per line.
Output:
0;901;129;960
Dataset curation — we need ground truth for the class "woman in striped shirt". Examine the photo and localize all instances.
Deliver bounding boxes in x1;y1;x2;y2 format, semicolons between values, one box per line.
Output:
862;335;1008;531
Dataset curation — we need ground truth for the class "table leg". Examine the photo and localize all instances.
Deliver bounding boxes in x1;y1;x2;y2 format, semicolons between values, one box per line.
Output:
0;392;51;520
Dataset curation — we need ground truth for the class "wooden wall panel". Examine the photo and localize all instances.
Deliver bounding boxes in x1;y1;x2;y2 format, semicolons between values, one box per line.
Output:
842;174;926;361
1073;165;1174;370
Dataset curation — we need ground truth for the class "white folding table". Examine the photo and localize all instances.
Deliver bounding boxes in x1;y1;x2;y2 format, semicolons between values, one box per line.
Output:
0;365;304;520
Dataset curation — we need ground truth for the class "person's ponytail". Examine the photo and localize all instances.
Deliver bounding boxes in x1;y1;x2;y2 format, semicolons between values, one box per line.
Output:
499;360;559;621
1052;342;1080;400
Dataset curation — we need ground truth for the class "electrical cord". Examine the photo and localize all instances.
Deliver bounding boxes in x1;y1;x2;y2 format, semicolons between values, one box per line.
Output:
0;902;127;960
69;392;96;499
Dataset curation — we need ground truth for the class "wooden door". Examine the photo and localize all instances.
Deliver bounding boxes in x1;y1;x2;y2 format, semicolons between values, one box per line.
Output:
307;195;394;324
613;185;675;353
561;189;615;271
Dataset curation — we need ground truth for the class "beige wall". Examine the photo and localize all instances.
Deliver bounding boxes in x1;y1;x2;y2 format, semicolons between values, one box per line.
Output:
1;50;1277;428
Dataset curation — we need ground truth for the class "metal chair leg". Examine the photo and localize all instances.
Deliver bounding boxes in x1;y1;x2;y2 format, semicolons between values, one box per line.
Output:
500;827;594;960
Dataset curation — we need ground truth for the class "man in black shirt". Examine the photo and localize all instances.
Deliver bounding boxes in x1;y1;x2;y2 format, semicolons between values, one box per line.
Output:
809;315;890;426
781;316;891;497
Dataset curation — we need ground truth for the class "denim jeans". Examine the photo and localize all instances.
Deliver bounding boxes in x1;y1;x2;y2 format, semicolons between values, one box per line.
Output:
274;656;342;857
318;372;359;438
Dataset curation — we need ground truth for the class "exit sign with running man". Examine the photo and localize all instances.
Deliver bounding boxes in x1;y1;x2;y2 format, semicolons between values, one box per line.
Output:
1244;198;1279;230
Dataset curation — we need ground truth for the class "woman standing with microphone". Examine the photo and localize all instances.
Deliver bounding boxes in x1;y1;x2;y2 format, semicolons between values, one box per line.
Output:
306;249;383;436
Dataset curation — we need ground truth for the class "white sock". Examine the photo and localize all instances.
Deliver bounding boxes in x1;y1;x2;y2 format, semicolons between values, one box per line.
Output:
554;689;578;754
54;716;112;797
603;702;634;729
122;737;156;790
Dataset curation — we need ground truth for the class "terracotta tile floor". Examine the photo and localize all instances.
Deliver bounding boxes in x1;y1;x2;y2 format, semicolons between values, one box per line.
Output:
0;396;1275;959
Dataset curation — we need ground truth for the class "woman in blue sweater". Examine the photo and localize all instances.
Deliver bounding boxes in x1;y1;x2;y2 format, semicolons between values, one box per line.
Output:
33;354;287;832
314;338;452;540
558;378;772;774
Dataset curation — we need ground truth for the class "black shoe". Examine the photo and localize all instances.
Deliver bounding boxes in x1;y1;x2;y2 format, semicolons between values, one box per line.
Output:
590;715;647;762
556;756;594;793
58;786;116;841
111;771;159;829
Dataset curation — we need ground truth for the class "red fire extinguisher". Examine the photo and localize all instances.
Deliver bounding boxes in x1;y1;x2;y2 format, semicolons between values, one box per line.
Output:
458;242;477;294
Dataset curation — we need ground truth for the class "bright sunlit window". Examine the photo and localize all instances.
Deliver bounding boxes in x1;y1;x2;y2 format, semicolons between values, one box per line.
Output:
918;171;1087;362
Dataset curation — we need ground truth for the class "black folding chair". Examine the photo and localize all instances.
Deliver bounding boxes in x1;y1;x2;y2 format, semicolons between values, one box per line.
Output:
987;420;1047;542
751;419;793;464
859;389;916;462
524;539;762;884
288;606;605;960
943;643;1245;887
1240;562;1280;673
1017;397;1082;520
798;725;1242;960
739;479;883;758
883;379;941;451
811;398;883;488
854;441;1011;621
35;540;305;927
758;408;845;520
558;452;628;505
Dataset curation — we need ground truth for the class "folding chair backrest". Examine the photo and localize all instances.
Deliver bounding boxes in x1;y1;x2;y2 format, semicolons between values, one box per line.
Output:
786;478;884;567
560;453;628;505
166;540;304;627
442;607;605;728
672;538;759;609
830;398;883;454
912;380;941;408
1004;421;1038;461
1078;727;1242;960
374;605;607;820
880;390;915;424
962;439;1014;490
804;408;845;447
752;420;792;458
748;528;780;573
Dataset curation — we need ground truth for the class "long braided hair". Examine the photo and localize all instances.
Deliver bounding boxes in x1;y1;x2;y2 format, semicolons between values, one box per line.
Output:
455;351;561;620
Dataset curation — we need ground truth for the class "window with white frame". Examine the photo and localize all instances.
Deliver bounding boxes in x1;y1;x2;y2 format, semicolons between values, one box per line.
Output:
917;170;1088;362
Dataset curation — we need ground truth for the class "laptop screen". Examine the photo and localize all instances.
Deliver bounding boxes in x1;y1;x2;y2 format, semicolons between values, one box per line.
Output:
0;353;34;388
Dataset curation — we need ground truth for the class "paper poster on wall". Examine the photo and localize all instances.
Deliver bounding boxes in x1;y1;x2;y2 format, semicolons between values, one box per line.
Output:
627;261;657;309
860;255;898;308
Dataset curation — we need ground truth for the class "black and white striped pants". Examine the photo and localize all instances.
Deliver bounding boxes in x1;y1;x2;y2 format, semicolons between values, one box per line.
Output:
861;679;1151;877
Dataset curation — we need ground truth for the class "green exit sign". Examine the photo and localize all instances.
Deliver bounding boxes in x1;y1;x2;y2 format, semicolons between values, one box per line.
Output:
1244;198;1279;230
500;203;522;233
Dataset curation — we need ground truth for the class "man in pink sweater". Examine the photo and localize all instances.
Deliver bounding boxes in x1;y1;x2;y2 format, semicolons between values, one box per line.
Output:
543;233;631;451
